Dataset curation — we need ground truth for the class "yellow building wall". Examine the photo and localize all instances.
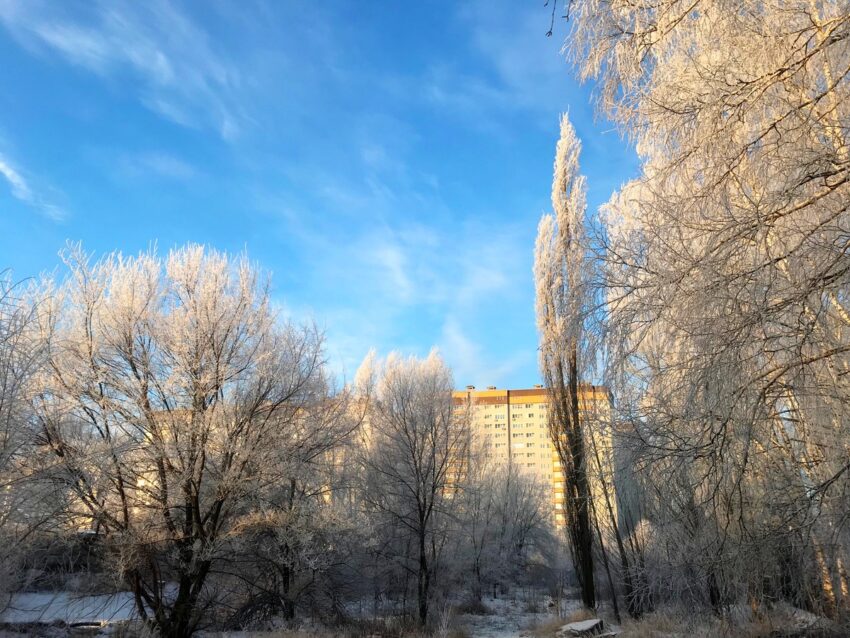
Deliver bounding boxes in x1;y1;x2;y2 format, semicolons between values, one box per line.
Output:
453;385;614;526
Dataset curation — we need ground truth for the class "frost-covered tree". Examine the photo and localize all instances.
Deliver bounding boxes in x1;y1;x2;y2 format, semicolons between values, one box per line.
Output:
559;0;850;615
357;350;468;627
223;371;364;627
460;453;552;603
534;113;598;610
535;114;641;618
0;272;48;597
30;245;345;637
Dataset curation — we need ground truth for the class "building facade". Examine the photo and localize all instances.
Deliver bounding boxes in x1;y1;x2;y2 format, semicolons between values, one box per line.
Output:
452;385;614;526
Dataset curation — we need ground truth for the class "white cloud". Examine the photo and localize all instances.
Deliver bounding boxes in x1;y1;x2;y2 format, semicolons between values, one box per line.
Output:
407;1;581;136
440;317;481;379
0;152;65;221
117;151;199;181
265;204;535;385
458;1;572;109
139;153;197;180
0;155;31;201
0;0;243;140
439;316;534;388
370;242;415;303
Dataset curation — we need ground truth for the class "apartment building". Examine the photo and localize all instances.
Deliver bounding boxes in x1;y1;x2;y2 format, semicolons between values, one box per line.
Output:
452;384;614;526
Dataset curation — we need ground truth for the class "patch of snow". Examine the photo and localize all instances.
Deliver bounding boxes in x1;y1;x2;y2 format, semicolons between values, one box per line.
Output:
558;617;603;636
457;595;581;638
0;592;137;625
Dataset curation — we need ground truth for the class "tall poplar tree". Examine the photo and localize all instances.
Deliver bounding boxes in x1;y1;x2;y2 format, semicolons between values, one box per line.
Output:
534;113;596;609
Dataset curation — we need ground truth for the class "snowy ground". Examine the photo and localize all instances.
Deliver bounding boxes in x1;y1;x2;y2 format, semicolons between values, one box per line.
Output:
454;595;581;638
0;591;137;626
0;591;581;637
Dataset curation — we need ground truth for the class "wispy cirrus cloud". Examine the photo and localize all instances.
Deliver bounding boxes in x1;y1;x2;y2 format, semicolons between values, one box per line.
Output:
0;0;243;140
260;180;536;385
0;152;65;221
398;2;578;134
440;315;535;388
457;1;572;109
0;0;576;387
116;151;199;182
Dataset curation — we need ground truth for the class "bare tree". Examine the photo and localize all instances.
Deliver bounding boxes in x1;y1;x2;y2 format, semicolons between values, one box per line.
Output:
357;350;469;627
223;371;365;628
461;453;552;603
30;245;340;637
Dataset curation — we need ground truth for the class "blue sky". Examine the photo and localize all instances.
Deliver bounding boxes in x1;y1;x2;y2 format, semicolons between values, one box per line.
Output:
0;0;638;387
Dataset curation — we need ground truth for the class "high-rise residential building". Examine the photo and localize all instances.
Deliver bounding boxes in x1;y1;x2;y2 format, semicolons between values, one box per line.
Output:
452;384;614;526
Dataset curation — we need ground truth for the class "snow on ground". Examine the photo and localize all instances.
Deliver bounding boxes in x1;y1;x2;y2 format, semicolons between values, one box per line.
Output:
0;591;580;637
456;595;580;638
0;591;137;625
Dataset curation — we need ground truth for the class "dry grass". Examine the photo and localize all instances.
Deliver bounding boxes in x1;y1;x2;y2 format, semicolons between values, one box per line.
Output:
523;607;601;638
615;609;828;638
197;612;479;638
617;611;682;637
208;632;414;638
189;604;850;638
525;615;569;638
564;608;596;623
201;632;337;638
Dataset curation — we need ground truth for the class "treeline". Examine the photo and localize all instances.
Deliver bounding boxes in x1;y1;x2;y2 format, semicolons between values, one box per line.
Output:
535;0;850;625
0;248;558;637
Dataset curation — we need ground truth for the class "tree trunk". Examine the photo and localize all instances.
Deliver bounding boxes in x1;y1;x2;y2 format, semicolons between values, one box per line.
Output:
592;499;620;622
569;348;596;609
588;419;641;618
418;529;430;626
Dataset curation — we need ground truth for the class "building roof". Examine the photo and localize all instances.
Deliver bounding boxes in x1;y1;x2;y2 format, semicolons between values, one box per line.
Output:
452;385;610;405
